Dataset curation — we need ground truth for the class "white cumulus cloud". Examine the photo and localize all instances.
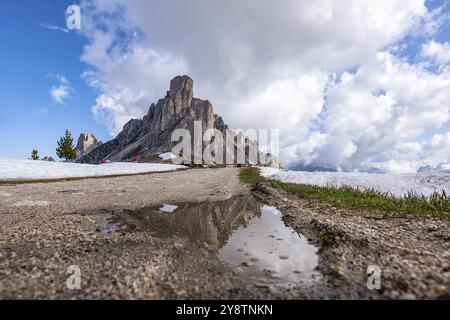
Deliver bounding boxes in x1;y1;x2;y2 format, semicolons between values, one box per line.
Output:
422;40;450;64
296;53;450;173
77;0;450;173
50;74;72;104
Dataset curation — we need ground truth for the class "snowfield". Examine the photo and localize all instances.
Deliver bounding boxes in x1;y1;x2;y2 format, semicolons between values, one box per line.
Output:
159;152;177;161
260;167;450;197
0;158;185;181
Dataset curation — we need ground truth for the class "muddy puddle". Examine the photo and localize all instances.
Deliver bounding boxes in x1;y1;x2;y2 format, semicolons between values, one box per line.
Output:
108;194;320;285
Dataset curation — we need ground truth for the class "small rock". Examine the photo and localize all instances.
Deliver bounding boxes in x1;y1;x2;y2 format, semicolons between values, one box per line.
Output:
255;283;270;289
389;290;400;299
399;293;416;300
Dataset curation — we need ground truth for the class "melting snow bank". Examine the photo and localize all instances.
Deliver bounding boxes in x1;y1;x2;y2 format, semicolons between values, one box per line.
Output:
0;158;185;181
159;152;177;161
260;167;450;198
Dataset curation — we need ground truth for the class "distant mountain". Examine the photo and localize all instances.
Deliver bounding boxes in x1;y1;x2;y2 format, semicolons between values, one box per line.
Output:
75;133;102;158
288;163;338;173
417;163;450;173
76;76;281;168
291;162;450;174
289;163;385;174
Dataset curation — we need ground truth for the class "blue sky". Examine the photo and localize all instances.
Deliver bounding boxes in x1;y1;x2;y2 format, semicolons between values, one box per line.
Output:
0;0;109;159
0;0;450;172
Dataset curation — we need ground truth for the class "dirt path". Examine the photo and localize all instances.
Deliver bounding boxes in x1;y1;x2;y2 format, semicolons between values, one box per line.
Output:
0;168;246;212
0;168;448;299
0;168;254;299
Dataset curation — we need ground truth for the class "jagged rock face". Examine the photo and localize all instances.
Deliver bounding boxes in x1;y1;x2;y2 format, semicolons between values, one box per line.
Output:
265;155;284;170
77;75;282;168
76;133;102;157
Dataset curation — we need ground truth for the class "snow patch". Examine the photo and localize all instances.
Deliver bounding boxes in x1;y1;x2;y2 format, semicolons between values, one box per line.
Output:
0;158;185;181
14;200;51;207
159;152;177;161
260;168;450;197
159;204;178;213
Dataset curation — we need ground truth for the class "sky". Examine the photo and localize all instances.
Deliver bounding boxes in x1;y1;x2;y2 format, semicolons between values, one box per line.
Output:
0;0;450;173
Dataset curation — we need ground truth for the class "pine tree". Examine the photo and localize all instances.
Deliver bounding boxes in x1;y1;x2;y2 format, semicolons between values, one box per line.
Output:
31;149;40;160
56;129;77;161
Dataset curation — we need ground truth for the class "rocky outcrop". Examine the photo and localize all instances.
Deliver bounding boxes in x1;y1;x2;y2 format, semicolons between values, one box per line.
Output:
76;133;102;158
77;75;282;167
41;156;55;162
265;154;283;170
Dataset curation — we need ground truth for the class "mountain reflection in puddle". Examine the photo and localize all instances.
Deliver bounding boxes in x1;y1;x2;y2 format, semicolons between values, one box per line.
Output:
111;194;320;284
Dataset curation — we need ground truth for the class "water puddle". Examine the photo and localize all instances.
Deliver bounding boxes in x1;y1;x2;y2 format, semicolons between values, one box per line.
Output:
218;205;320;284
98;217;118;235
109;195;320;285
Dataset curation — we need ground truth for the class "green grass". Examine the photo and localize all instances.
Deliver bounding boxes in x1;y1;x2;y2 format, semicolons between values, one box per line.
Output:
240;167;450;218
238;167;266;185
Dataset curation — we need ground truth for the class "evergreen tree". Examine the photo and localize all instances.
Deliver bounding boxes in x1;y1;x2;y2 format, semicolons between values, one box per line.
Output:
56;129;77;160
31;149;40;160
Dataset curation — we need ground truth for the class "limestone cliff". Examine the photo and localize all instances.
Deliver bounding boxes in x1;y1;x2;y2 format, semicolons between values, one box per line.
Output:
77;76;282;168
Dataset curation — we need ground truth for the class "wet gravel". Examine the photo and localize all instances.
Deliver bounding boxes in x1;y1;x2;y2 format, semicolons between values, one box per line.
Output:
0;168;320;299
0;168;448;299
252;183;450;299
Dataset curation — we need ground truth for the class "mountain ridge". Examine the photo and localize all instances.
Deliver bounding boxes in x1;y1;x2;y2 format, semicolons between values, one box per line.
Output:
77;76;282;168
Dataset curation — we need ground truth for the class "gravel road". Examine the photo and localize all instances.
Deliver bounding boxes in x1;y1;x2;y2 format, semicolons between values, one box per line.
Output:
0;168;448;299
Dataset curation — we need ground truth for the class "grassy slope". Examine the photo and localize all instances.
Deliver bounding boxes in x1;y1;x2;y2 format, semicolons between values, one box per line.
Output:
240;167;450;218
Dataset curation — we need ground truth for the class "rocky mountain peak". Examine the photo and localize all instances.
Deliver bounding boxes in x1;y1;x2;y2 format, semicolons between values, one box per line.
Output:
167;75;195;117
76;76;282;168
169;75;193;98
76;133;102;157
